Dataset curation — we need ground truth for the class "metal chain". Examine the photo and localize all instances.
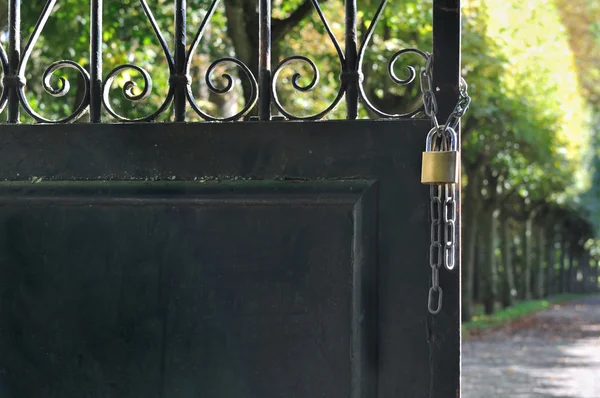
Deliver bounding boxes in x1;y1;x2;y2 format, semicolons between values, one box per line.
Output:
420;54;439;129
443;183;456;271
440;130;456;272
428;180;444;314
422;53;470;314
445;81;471;132
421;52;471;133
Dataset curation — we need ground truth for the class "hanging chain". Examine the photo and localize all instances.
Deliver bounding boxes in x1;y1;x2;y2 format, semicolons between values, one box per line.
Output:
421;52;471;314
428;173;444;314
443;182;456;272
421;54;439;129
421;53;471;133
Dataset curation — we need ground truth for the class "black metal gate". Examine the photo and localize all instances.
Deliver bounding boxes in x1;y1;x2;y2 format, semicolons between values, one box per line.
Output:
0;0;461;397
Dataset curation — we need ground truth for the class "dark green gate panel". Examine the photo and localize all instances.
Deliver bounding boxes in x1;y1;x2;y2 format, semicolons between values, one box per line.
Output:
0;183;376;398
0;119;459;398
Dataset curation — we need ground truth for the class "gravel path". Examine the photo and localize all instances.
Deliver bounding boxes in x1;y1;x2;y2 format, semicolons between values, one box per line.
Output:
462;295;600;398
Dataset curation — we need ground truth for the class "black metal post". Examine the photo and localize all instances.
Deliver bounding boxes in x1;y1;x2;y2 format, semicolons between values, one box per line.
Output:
430;0;461;397
344;0;358;120
90;0;102;122
8;0;21;123
174;0;187;122
433;2;460;121
258;0;271;120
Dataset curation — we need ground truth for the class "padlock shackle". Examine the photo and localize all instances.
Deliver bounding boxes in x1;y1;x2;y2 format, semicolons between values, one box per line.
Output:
425;126;457;152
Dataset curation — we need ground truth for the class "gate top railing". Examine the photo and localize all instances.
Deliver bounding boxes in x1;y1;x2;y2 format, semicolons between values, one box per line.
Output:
0;0;460;124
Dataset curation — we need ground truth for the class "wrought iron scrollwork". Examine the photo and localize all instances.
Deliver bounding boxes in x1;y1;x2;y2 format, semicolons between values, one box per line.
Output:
185;0;258;121
0;0;432;123
0;44;9;114
357;47;428;118
271;0;428;120
356;0;427;118
103;0;257;122
271;0;345;120
185;57;257;121
19;0;91;123
102;0;175;122
103;64;174;122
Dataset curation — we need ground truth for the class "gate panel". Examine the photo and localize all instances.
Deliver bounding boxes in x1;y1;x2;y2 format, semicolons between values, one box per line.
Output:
0;182;375;398
0;119;458;397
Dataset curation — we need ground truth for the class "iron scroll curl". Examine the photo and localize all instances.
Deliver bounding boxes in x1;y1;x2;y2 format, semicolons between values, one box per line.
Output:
270;0;429;119
1;0;431;122
102;0;176;122
102;0;257;122
184;0;258;122
355;0;428;118
270;0;346;120
0;43;9;114
186;57;258;122
18;0;91;123
103;64;175;122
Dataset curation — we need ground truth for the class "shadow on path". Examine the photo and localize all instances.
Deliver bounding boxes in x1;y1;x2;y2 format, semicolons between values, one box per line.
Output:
463;295;600;398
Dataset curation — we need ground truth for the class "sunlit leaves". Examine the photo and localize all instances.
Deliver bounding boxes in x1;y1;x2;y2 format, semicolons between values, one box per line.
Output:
462;0;593;216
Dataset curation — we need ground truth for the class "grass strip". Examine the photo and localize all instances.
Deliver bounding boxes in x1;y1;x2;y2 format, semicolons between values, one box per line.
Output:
463;293;589;335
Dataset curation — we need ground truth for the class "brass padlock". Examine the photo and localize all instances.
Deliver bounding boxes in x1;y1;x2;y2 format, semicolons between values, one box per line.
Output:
421;127;459;184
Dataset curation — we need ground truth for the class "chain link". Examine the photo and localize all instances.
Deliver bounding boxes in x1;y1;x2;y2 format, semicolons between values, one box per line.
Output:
440;128;457;271
421;52;471;133
420;54;439;130
443;183;456;271
422;52;470;314
445;80;471;132
428;183;444;314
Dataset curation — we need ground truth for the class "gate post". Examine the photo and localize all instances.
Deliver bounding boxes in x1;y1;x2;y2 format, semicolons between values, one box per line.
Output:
431;0;461;396
258;0;272;120
7;0;21;123
90;0;103;123
344;0;358;119
174;0;187;122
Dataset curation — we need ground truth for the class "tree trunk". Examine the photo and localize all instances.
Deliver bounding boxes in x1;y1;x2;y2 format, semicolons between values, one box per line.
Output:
545;227;556;297
592;261;600;292
476;233;485;302
473;246;479;302
534;225;545;299
514;235;522;299
520;219;532;299
461;170;481;322
482;208;498;315
559;239;567;293
224;0;318;118
581;253;589;293
512;243;519;297
567;250;575;293
500;214;515;308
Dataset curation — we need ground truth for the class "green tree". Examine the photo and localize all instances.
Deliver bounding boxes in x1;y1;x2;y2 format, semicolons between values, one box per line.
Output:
460;0;593;319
